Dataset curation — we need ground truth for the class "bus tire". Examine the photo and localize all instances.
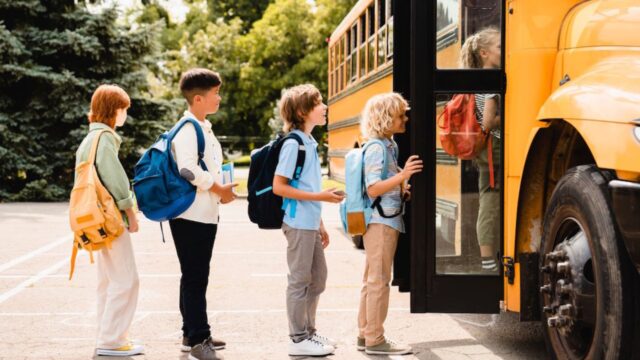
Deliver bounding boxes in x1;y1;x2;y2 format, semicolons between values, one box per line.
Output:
539;165;635;360
352;235;364;249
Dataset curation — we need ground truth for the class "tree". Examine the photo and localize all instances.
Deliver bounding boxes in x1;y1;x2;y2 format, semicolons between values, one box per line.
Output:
207;0;271;33
0;0;177;201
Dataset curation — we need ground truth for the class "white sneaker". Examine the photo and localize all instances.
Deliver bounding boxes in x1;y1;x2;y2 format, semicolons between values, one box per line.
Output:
96;342;145;356
311;333;338;348
288;338;335;356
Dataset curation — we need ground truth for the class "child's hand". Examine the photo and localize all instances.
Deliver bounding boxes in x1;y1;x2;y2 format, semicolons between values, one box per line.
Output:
212;182;238;204
400;155;423;181
125;209;139;233
320;226;330;249
403;183;412;202
317;188;345;203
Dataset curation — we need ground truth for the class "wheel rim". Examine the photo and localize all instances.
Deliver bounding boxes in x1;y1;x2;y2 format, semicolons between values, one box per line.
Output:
541;217;596;359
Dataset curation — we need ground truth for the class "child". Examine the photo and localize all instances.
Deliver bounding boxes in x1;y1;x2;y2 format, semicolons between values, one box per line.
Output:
460;27;502;272
272;84;345;356
357;93;422;355
170;68;237;360
75;84;143;356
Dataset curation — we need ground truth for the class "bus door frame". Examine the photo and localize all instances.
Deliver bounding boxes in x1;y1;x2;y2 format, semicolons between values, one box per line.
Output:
393;0;507;314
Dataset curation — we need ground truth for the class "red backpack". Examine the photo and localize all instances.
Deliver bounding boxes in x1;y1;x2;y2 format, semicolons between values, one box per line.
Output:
438;94;495;187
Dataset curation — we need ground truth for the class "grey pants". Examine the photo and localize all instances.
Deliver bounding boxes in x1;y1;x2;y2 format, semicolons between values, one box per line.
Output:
282;223;328;343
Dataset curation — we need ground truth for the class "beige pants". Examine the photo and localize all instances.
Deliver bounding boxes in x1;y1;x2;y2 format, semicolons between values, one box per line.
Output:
96;230;140;349
357;223;399;347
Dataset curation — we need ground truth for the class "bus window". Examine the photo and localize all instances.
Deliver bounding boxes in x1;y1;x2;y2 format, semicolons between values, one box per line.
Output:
435;93;502;275
329;46;335;97
336;36;346;92
436;0;501;69
387;0;393;58
350;24;358;82
368;5;375;72
359;14;366;77
377;0;387;66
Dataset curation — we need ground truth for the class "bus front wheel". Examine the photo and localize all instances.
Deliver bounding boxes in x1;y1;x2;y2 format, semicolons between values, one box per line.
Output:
539;165;636;360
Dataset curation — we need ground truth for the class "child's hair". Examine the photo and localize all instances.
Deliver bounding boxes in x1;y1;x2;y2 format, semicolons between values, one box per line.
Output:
88;84;130;129
278;84;322;133
459;27;500;69
360;92;409;139
179;68;222;105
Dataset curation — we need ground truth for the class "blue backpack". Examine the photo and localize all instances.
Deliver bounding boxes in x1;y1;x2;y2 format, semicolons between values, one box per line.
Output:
340;139;402;235
247;132;305;229
133;118;207;222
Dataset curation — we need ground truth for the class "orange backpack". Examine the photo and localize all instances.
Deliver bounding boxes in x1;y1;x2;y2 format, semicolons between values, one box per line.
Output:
438;94;495;187
68;129;125;279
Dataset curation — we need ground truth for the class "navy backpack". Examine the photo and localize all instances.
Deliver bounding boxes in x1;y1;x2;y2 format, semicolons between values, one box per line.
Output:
247;132;305;229
133;118;207;222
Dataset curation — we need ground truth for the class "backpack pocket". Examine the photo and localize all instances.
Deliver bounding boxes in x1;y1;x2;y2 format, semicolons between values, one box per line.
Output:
133;173;171;210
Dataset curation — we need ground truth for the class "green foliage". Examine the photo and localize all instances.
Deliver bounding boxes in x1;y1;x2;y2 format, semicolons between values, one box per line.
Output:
207;0;270;33
0;0;177;201
147;0;356;154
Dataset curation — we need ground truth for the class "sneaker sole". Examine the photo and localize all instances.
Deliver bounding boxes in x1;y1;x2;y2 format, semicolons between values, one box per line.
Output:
365;349;412;355
357;345;365;351
288;351;334;357
96;349;144;356
183;345;224;351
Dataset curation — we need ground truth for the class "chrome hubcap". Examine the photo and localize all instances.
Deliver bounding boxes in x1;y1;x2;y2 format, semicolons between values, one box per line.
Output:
541;218;595;357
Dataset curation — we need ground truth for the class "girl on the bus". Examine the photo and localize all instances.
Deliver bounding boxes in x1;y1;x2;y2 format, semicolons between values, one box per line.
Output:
460;27;502;272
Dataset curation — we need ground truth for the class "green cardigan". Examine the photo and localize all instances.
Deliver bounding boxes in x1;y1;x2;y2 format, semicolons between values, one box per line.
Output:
75;123;134;210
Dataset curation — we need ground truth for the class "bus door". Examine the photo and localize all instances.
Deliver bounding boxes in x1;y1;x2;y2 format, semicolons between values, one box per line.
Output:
396;0;506;313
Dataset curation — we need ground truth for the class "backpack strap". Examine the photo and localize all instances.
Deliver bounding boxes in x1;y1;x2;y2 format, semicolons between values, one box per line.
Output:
87;128;113;166
167;117;208;171
280;132;306;219
362;139;404;219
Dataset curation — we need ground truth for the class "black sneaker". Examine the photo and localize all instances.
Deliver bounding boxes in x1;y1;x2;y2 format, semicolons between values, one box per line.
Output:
183;336;226;352
189;337;224;360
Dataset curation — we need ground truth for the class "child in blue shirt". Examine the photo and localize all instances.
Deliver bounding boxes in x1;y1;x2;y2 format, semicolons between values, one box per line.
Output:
272;84;345;357
357;93;422;355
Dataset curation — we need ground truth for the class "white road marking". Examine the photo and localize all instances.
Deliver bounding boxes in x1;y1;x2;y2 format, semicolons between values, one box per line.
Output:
0;235;70;273
0;258;68;305
0;273;181;279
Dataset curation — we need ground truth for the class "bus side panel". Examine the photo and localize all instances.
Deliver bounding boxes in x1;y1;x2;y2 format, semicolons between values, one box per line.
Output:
328;73;393;181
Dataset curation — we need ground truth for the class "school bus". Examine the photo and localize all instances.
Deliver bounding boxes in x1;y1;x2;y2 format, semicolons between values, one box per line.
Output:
328;0;640;358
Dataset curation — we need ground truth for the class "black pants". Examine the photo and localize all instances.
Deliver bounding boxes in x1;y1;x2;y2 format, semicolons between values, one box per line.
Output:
169;218;217;346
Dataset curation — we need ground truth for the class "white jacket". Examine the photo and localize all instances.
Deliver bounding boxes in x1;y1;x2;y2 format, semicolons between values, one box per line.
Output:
170;111;223;224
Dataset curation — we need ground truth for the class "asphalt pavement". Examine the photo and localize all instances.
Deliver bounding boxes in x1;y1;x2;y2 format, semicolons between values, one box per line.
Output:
0;201;546;359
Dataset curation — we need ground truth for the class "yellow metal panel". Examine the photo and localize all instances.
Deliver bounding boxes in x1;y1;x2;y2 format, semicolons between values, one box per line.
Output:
328;73;393;181
562;0;640;49
503;0;582;313
564;118;640;174
539;54;640;124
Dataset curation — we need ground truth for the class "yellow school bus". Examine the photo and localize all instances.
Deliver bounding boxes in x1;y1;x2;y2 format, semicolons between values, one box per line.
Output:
327;0;394;183
329;0;640;358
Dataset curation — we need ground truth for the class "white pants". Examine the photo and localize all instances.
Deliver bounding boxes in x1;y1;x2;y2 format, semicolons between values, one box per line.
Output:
96;230;140;349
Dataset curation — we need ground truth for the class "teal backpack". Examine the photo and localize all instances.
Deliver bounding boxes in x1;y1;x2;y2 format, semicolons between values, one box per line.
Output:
339;139;402;235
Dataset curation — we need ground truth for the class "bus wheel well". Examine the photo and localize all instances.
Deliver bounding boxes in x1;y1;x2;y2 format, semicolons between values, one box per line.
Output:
515;120;595;321
515;119;595;257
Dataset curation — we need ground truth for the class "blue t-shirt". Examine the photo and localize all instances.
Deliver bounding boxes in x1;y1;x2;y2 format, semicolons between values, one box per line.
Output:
274;130;322;230
364;137;404;233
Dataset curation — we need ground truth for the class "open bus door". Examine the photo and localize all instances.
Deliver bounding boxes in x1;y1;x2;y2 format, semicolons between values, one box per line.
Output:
393;0;506;314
